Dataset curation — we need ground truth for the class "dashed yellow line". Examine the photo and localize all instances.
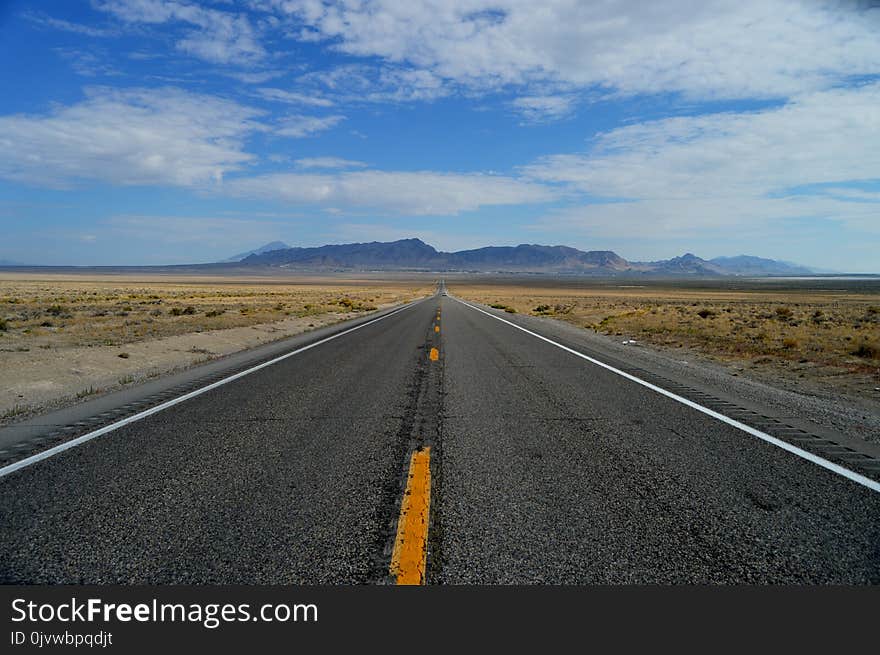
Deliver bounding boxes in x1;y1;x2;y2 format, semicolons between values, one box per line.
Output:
434;325;440;333
390;447;432;585
429;347;439;361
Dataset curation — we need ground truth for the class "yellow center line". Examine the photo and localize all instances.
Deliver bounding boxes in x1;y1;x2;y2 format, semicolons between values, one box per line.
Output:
390;447;432;585
429;347;439;361
434;325;440;333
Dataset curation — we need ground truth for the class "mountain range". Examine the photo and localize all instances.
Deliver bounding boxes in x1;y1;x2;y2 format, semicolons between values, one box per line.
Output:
231;239;818;276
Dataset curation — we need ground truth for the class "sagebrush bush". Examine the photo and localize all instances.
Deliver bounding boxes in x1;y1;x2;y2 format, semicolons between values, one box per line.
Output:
775;306;794;319
852;342;878;359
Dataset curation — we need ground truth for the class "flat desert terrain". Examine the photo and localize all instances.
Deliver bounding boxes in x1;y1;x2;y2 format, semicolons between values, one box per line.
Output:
0;272;431;422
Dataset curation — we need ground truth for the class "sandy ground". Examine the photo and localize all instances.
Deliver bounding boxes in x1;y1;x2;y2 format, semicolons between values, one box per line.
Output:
0;309;375;423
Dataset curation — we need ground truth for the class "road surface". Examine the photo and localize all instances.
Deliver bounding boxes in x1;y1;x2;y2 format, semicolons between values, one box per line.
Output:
1;285;878;583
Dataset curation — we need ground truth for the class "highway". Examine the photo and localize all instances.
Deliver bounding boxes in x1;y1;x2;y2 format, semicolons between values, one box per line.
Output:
1;284;878;584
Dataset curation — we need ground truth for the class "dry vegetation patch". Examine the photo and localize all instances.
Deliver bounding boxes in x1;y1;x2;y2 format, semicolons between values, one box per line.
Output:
0;274;428;350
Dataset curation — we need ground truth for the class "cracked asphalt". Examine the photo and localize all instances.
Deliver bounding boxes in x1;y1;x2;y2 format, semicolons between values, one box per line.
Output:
1;291;878;584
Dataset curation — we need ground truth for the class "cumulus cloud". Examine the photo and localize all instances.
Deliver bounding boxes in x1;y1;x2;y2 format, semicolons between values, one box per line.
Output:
0;87;264;187
268;0;880;100
0;86;550;216
525;84;880;199
524;83;880;236
276;114;346;137
63;2;880;109
86;2;880;109
223;170;558;215
95;0;265;64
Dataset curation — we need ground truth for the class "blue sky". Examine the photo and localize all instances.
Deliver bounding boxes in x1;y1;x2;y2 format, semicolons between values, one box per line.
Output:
0;1;878;270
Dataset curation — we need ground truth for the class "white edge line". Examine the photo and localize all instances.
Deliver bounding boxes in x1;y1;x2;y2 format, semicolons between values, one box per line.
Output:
0;298;429;480
452;297;880;494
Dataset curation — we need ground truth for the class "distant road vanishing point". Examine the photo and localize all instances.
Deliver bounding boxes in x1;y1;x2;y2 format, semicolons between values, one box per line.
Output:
1;281;878;584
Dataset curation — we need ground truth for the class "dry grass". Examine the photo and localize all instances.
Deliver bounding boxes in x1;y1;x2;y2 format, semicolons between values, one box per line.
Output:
0;273;431;351
451;279;880;398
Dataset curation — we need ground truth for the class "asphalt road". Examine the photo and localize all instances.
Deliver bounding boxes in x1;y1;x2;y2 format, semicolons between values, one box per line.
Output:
1;288;878;583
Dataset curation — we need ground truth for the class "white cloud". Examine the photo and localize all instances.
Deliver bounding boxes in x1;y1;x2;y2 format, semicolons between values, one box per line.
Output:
294;157;368;169
256;87;334;106
276;114;346;137
0;86;551;216
524;83;880;237
270;1;880;100
0;87;264;187
95;0;265;64
525;84;880;200
511;95;575;123
223;170;558;215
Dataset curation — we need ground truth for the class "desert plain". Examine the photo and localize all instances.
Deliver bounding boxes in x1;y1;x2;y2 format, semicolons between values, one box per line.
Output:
1;271;878;424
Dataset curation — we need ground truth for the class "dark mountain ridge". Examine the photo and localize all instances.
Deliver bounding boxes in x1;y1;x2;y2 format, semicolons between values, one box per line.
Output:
237;238;817;276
